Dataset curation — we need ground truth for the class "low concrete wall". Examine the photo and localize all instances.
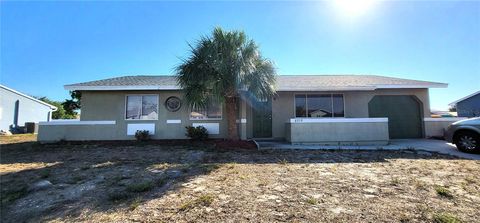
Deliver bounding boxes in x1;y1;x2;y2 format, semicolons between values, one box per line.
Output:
424;117;467;138
38;121;119;142
286;118;389;145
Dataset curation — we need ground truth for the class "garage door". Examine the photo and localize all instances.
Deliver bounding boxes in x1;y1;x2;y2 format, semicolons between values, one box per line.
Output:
368;95;423;139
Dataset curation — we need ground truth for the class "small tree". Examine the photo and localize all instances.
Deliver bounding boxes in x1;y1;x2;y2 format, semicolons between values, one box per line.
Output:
176;27;277;140
62;91;81;117
37;97;77;119
449;105;457;112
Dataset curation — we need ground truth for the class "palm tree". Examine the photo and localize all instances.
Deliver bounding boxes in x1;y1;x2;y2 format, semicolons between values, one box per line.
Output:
176;27;277;140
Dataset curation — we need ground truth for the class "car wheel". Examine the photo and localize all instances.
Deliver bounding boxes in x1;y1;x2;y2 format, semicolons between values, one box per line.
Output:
454;131;480;153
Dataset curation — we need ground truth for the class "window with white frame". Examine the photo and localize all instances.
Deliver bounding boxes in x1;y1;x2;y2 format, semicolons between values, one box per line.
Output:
126;95;159;120
190;98;222;120
295;94;344;118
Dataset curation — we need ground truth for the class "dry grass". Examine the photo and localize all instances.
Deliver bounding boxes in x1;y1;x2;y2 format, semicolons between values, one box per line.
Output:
0;134;36;145
1;137;479;222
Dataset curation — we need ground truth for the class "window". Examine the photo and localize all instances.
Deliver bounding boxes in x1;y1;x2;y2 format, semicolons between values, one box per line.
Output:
295;94;344;118
126;95;159;120
190;98;222;120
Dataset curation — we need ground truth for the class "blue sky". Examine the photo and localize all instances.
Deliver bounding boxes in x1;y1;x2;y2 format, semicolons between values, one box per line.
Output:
1;1;479;110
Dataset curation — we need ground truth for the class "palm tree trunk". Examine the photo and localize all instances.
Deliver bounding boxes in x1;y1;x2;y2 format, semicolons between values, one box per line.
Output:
225;97;239;140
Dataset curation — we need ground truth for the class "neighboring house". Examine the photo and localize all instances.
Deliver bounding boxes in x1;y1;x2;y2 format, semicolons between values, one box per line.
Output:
38;75;449;144
0;85;57;132
449;91;480;117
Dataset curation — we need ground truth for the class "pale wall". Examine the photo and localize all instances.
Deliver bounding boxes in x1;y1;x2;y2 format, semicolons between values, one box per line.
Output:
263;89;430;139
64;88;430;141
424;118;467;138
286;121;389;145
80;90;228;139
38;124;118;141
0;87;53;131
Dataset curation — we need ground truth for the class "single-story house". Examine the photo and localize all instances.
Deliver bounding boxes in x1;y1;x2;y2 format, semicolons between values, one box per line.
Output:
449;91;480;117
0;84;57;132
38;75;451;144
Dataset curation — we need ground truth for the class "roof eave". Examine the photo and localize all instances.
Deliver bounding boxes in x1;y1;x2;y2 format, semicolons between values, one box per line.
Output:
374;83;448;89
64;85;181;91
65;83;449;92
276;86;376;91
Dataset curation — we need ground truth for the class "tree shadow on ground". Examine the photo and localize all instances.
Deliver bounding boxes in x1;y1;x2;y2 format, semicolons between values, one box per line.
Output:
0;140;468;222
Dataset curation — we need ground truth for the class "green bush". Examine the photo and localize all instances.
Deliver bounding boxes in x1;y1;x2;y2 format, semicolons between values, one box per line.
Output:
185;126;209;140
135;130;151;141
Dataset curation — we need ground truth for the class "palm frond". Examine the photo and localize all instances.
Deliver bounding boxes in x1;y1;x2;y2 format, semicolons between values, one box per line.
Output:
175;27;277;110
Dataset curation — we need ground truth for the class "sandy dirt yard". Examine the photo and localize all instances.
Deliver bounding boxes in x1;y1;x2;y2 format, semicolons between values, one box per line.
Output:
1;135;479;222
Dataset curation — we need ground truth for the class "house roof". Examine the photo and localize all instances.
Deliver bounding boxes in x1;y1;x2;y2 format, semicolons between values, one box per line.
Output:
0;85;57;110
64;75;447;91
448;90;480;106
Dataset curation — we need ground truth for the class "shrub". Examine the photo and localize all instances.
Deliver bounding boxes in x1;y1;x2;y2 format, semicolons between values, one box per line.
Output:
135;130;151;141
185;126;209;140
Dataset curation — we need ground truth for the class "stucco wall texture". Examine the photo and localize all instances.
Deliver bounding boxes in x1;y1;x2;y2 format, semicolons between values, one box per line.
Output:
246;89;430;139
80;90;228;139
286;121;390;145
39;88;431;142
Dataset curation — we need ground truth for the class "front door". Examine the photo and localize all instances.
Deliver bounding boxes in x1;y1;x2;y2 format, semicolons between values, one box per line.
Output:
252;99;272;138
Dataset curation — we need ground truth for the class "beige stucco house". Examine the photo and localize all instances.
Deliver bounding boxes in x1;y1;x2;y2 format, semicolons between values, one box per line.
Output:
38;75;450;145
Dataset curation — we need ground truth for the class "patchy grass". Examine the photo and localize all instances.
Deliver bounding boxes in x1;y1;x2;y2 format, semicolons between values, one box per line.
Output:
179;194;214;211
435;186;454;198
108;191;131;202
1;186;28;205
129;197;142;211
390;177;401;186
0;134;36;145
1;137;479;222
433;213;463;223
201;163;221;172
67;175;85;184
306;197;318;205
277;158;289;165
464;176;477;184
126;181;154;193
38;169;51;179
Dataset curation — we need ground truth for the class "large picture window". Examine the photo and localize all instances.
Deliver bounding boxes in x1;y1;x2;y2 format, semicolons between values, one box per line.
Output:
295;94;344;118
126;95;159;120
190;98;222;120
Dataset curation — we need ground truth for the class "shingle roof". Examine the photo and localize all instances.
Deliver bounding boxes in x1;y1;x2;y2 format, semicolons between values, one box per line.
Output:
64;75;447;91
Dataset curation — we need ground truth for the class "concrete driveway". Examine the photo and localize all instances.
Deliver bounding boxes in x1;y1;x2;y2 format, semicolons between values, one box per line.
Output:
257;139;480;160
389;139;480;160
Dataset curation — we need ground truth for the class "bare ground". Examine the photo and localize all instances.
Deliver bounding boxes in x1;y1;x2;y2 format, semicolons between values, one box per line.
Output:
1;136;479;222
